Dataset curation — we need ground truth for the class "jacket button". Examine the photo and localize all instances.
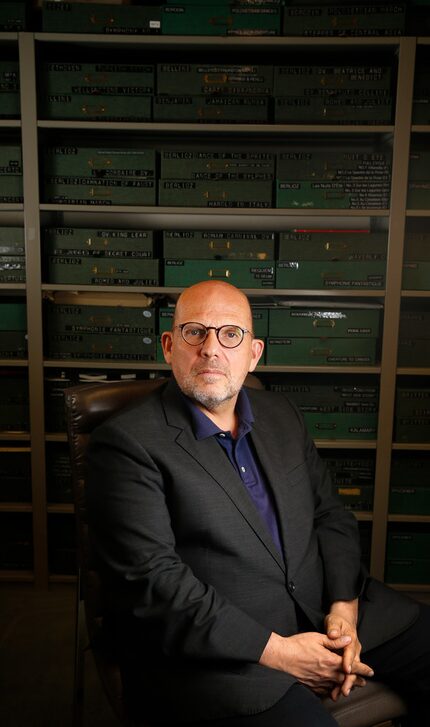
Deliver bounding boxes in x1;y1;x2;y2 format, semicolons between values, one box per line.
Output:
288;581;296;593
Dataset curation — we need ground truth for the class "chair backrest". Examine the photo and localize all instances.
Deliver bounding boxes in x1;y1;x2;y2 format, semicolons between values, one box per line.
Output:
65;377;167;724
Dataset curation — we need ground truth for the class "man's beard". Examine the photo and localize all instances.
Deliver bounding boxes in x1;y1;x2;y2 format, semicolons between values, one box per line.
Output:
180;370;238;411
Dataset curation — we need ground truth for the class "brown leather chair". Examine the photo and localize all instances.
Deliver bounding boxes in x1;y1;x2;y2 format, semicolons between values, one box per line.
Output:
65;378;407;727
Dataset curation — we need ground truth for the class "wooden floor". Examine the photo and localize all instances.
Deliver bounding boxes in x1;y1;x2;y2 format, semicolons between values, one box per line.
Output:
0;583;119;727
1;583;429;727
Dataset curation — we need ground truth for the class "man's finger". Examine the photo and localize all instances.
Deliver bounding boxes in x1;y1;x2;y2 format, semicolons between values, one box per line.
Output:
323;634;352;650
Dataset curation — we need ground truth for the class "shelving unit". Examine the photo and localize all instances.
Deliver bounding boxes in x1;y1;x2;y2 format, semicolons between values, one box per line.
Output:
0;29;429;589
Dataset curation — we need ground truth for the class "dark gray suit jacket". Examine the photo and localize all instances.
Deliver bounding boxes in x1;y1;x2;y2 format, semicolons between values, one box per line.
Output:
87;379;418;722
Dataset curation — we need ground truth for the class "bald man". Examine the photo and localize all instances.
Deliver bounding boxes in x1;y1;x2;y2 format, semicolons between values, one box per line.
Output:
87;281;429;727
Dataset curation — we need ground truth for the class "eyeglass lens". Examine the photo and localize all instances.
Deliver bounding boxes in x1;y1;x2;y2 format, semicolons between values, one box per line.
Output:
180;323;245;348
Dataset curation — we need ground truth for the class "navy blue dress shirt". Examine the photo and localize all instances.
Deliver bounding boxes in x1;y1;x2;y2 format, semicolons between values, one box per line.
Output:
185;389;283;555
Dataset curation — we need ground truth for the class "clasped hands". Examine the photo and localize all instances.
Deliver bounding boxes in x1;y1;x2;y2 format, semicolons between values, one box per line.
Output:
259;599;374;700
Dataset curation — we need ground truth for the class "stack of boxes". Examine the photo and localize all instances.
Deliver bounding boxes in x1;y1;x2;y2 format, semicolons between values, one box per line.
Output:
276;229;387;290
402;232;430;291
163;229;276;287
273;63;393;125
160;1;282;36
41;1;162;34
45;226;159;286
0;228;26;284
398;308;430;367
0;302;27;360
158;150;275;207
0;61;20;119
266;303;382;366
276;149;392;209
44;292;156;361
282;3;406;37
322;452;375;511
407;148;430;209
390;454;430;516
395;386;430;443
43;145;157;205
39;62;155;121
39;1;408;37
386;527;430;584
0;369;29;433
0;145;23;204
154;63;273;124
268;374;379;439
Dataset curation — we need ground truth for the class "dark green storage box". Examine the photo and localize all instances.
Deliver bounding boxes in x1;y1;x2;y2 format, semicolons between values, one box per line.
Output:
279;230;388;261
0;451;31;502
42;1;162;34
45;333;156;361
160;150;275;178
0;2;27;31
0;513;33;570
333;483;374;510
0;373;29;431
47;256;159;286
41;94;152;122
154;95;269;123
385;557;430;584
276;150;391;180
45;302;156;335
276;260;386;289
268;306;381;338
398;338;430;367
266;337;378;366
158;305;269;337
157;63;273;96
274;95;392;125
44;146;156;178
41;62;155;95
45;227;154;258
282;4;405;37
389;484;430;515
276;180;390;209
273;64;392;94
46;446;72;504
300;411;377;440
0;61;20;118
164;259;275;288
159;180;273;208
163;229;275;260
44;178;156;206
0;302;27;331
161;4;281;36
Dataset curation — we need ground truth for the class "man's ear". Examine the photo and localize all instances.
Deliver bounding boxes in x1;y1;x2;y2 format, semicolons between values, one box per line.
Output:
161;331;173;364
249;338;265;371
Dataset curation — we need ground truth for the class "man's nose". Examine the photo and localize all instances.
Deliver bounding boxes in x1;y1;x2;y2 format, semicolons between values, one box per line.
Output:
200;328;221;355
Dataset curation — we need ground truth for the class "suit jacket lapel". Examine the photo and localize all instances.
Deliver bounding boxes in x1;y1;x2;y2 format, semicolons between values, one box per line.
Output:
162;381;286;573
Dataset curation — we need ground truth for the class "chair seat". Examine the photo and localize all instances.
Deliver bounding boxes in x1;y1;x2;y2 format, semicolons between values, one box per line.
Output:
323;680;407;727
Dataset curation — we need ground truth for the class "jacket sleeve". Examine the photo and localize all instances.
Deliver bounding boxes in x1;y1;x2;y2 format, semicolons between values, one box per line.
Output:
86;421;271;663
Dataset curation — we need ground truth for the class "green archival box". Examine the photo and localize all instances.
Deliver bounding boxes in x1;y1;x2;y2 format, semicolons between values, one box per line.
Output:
276;150;391;180
276;180;390;209
160;150;275;178
157;63;273;96
276;260;386;289
0;257;26;283
273;95;392;125
268;306;381;338
162;230;275;260
45;303;156;335
41;62;155;95
0;332;27;358
0;227;25;255
44;227;154;258
273;64;392;94
47;257;160;286
153;96;269;123
399;310;430;339
282;4;405;37
159;180;273;208
44;179;156;206
161;4;281;36
266;337;378;365
41;94;152;122
395;387;430;417
385;557;430;584
389;484;430;515
0;2;27;31
268;374;379;408
278;230;388;260
45;333;156;361
43;146;156;178
402;261;430;290
164;259;275;288
0;302;27;331
298;411;377;440
398;338;430;367
387;529;430;559
41;2;162;34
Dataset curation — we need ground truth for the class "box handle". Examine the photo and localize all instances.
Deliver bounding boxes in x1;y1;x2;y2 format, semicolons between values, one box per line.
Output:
208;269;231;279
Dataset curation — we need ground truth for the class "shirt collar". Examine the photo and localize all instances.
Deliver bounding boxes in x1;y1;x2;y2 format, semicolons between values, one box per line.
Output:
182;386;254;441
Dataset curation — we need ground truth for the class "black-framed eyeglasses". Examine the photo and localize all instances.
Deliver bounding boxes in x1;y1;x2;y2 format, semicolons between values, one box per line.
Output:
177;322;252;349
